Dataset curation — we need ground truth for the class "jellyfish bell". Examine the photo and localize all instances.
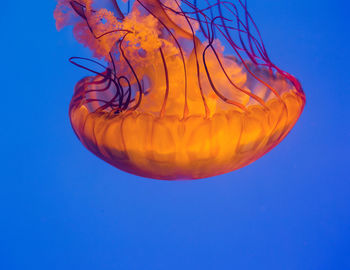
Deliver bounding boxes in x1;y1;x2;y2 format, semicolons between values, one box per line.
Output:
55;0;305;180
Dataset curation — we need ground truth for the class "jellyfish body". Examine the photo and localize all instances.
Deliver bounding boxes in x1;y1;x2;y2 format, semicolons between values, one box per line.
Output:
55;0;305;180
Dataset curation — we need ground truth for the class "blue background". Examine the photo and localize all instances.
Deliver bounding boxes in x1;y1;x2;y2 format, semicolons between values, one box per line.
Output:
1;0;349;269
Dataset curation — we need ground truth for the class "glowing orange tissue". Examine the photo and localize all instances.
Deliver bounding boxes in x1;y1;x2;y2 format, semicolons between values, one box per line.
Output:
55;0;305;180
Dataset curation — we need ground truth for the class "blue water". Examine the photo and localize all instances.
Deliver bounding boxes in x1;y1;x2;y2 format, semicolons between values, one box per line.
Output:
1;1;349;269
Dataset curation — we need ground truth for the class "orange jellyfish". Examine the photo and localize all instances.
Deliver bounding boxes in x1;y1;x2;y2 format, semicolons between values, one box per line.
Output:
55;0;305;180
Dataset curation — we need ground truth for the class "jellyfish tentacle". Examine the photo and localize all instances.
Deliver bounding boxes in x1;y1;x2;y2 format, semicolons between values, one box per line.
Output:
174;0;210;117
136;0;189;119
159;47;169;118
69;1;88;20
69;57;108;75
215;2;287;101
203;45;247;112
193;0;209;39
69;1;98;39
118;76;132;111
95;29;132;39
111;0;125;20
118;34;143;111
206;16;268;109
69;57;121;112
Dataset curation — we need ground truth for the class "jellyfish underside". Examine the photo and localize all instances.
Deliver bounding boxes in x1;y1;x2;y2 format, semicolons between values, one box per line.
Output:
56;0;305;180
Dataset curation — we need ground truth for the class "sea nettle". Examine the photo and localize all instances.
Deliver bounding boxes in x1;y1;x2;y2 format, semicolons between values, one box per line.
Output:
54;0;305;179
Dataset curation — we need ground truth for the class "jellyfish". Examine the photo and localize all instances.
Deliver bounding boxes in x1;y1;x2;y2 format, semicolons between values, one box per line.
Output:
54;0;305;180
